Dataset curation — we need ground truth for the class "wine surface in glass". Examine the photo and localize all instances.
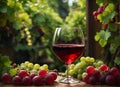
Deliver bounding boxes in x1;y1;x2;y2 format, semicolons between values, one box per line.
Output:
53;44;85;65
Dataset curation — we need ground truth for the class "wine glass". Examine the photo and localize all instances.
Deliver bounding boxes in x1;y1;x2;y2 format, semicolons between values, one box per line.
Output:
52;27;85;84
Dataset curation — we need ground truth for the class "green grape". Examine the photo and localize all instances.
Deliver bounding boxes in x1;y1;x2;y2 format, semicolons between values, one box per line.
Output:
42;64;48;70
73;61;87;74
68;70;75;76
34;64;40;70
69;64;75;70
39;66;48;71
73;65;80;74
78;69;84;74
75;62;85;69
27;63;34;69
86;56;91;63
30;69;37;74
93;62;97;67
96;60;104;67
80;56;86;62
80;61;86;66
20;63;26;69
24;61;30;67
90;57;95;63
82;72;87;80
77;73;82;80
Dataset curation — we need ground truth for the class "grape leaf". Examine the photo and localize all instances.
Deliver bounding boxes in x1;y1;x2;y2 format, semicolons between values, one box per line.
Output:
2;67;10;74
104;30;111;40
105;3;115;12
97;3;116;24
109;44;117;54
95;30;111;47
94;33;100;41
102;11;116;24
109;0;119;4
9;69;17;76
98;30;111;40
114;36;120;47
99;39;107;47
108;23;117;32
114;57;120;65
96;0;106;5
2;56;12;67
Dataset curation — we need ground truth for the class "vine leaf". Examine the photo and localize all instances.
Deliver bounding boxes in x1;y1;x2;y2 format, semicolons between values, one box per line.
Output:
114;57;120;65
95;30;111;47
96;0;106;5
95;33;100;41
97;3;116;24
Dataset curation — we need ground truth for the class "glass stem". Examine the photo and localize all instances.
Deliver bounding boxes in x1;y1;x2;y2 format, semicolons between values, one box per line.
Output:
66;64;70;83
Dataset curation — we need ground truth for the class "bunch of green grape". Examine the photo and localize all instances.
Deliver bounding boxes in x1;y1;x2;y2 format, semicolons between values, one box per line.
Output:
18;61;49;73
67;56;104;80
9;61;49;77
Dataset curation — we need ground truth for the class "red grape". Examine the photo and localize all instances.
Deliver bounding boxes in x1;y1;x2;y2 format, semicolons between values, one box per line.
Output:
12;75;22;85
97;6;104;14
103;24;108;29
29;73;37;79
100;74;106;85
92;70;100;79
93;11;98;16
22;76;32;86
105;75;116;85
99;64;109;71
94;16;99;22
18;70;29;78
49;72;57;80
83;74;90;84
89;76;98;85
1;73;11;83
44;74;54;85
38;70;47;78
116;75;120;85
86;66;95;75
110;67;119;76
32;76;42;86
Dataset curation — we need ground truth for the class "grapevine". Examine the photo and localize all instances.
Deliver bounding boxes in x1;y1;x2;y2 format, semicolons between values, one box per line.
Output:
93;0;120;67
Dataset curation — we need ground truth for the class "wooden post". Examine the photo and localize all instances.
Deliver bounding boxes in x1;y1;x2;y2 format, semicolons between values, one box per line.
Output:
86;0;103;59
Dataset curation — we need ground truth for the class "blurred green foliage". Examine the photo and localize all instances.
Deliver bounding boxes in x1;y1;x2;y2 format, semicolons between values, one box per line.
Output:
0;54;12;77
0;0;86;71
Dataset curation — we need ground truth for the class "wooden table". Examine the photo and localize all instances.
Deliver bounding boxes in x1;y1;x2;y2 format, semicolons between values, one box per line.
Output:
0;76;119;87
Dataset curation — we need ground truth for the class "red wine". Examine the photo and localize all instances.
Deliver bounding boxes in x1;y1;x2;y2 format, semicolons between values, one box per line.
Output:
52;44;85;65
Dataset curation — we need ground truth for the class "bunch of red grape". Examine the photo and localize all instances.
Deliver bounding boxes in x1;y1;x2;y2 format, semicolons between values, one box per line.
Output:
1;69;57;86
83;64;120;86
93;6;108;29
93;6;105;21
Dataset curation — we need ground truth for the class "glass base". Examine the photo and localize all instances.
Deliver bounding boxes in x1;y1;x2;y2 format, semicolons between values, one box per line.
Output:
59;76;79;84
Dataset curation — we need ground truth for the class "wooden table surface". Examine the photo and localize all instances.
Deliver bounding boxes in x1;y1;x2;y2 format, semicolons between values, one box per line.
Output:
0;76;119;87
